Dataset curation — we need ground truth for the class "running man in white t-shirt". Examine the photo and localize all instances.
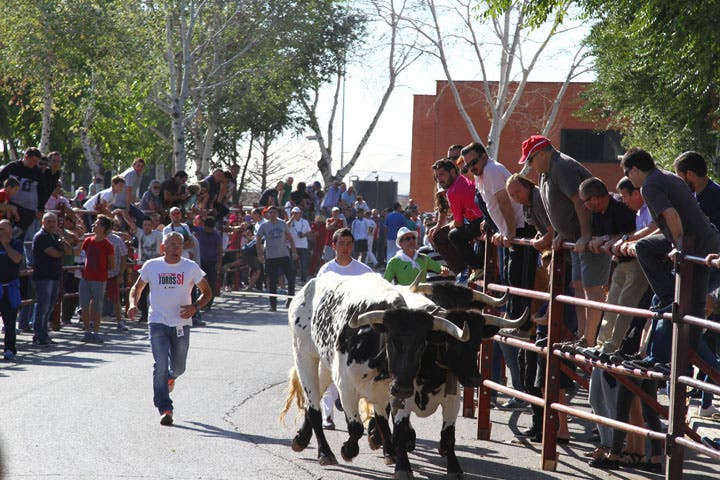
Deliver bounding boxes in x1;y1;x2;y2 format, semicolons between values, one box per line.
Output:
127;232;213;426
316;228;372;429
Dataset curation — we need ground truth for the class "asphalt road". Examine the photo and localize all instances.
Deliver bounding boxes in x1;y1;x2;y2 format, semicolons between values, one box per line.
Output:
1;292;717;480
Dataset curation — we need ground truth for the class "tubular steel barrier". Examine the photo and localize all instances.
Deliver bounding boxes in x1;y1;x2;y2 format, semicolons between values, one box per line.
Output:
467;234;720;477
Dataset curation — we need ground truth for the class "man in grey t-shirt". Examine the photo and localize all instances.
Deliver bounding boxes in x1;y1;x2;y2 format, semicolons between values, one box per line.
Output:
256;205;298;311
115;158;145;227
518;135;611;351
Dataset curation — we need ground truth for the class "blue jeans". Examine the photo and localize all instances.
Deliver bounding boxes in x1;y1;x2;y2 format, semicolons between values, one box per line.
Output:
150;323;190;413
32;279;60;343
697;338;720;408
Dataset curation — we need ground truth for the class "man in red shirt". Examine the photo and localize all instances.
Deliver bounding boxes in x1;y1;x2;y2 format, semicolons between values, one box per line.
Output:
79;215;115;344
429;158;485;273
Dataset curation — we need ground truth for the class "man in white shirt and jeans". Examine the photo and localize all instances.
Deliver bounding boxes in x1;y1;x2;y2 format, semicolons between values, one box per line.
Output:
127;232;213;426
287;206;312;283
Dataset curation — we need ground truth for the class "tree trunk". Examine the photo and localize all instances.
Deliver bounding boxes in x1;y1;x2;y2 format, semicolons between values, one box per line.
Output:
79;129;102;177
172;98;186;173
200;121;216;177
39;77;53;154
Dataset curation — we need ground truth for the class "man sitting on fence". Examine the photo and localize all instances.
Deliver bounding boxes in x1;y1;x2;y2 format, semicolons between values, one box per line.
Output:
621;147;720;371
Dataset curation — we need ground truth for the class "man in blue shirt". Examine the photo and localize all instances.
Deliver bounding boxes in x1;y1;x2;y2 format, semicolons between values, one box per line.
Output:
384;202;408;260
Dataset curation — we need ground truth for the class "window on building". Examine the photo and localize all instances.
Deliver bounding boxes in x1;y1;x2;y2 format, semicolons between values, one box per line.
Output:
560;129;623;163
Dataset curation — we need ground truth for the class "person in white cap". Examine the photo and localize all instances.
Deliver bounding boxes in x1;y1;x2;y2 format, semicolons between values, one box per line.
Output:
383;226;447;285
287;206;312;282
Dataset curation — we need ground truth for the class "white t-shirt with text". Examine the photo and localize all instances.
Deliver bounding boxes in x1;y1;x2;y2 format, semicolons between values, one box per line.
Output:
139;257;205;327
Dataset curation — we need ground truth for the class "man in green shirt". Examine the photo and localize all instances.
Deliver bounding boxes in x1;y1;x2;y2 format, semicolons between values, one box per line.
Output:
384;227;448;285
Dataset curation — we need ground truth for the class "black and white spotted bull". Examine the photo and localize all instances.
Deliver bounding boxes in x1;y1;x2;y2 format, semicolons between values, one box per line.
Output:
280;272;470;466
280;272;523;479
380;281;526;480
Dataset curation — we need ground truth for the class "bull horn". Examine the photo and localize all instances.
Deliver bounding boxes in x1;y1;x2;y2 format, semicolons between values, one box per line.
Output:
408;268;431;294
472;288;509;306
350;310;385;328
484;307;529;328
432;317;470;342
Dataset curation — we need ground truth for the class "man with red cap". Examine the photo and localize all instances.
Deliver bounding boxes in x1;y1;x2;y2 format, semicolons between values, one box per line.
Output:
518;135;611;352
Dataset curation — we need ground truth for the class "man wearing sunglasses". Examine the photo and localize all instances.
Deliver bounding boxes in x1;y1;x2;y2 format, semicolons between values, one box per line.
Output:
462;142;538;339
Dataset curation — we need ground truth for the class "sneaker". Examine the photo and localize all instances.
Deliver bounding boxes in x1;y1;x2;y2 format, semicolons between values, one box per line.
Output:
622;358;654;371
455;268;470;285
3;350;16;361
89;333;105;345
701;436;720;450
160;410;173;426
116;320;129;331
498;328;530;340
698;405;720;419
82;331;93;342
500;398;527;410
168;378;175;393
322;418;335;430
559;337;588;354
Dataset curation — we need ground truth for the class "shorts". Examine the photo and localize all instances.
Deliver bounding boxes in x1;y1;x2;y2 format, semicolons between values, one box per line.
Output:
571;250;612;288
105;276;120;302
79;278;106;312
354;239;368;253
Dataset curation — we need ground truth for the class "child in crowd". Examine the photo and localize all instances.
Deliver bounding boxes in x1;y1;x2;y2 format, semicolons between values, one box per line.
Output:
79;215;115;344
0;177;20;222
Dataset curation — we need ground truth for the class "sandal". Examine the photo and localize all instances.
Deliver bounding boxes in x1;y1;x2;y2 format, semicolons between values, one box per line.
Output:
620;453;644;468
589;454;620;469
583;447;609;459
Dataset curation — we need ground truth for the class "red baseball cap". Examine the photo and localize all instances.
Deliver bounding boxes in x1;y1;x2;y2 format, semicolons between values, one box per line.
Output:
519;135;552;164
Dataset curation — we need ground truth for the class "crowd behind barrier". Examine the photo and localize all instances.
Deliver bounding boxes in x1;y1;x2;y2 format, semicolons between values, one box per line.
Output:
465;234;720;478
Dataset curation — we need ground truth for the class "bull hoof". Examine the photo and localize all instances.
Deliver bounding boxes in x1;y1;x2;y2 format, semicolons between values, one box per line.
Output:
341;442;359;461
291;436;309;452
394;470;414;480
368;432;382;450
318;453;338;466
384;454;396;466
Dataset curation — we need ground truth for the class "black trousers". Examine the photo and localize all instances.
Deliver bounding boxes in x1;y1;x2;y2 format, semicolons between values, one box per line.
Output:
201;260;217;309
612;379;662;457
447;218;484;270
505;224;538;328
1;287;19;354
266;256;294;308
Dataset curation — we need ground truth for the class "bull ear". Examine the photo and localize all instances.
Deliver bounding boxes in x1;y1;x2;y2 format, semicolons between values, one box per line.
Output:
432;317;470;342
483;307;529;328
471;288;509;306
350;310;385;328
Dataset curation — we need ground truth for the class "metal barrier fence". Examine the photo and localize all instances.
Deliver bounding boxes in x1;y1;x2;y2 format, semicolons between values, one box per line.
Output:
461;235;720;478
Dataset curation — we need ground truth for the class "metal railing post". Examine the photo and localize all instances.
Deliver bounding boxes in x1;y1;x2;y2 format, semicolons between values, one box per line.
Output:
541;248;567;471
475;239;497;439
666;237;693;480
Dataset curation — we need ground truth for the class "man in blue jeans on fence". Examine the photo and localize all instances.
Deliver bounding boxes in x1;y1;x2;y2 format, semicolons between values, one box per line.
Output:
621;148;720;371
31;212;71;346
127;232;212;426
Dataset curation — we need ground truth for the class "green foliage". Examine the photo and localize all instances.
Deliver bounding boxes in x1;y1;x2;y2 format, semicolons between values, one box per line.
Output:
479;0;570;29
0;0;362;179
582;0;720;169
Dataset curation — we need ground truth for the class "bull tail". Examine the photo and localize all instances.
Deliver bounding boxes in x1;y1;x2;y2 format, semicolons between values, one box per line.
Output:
279;366;305;427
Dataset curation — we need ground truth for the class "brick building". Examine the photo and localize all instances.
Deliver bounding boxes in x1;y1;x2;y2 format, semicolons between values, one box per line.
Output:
410;80;623;212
